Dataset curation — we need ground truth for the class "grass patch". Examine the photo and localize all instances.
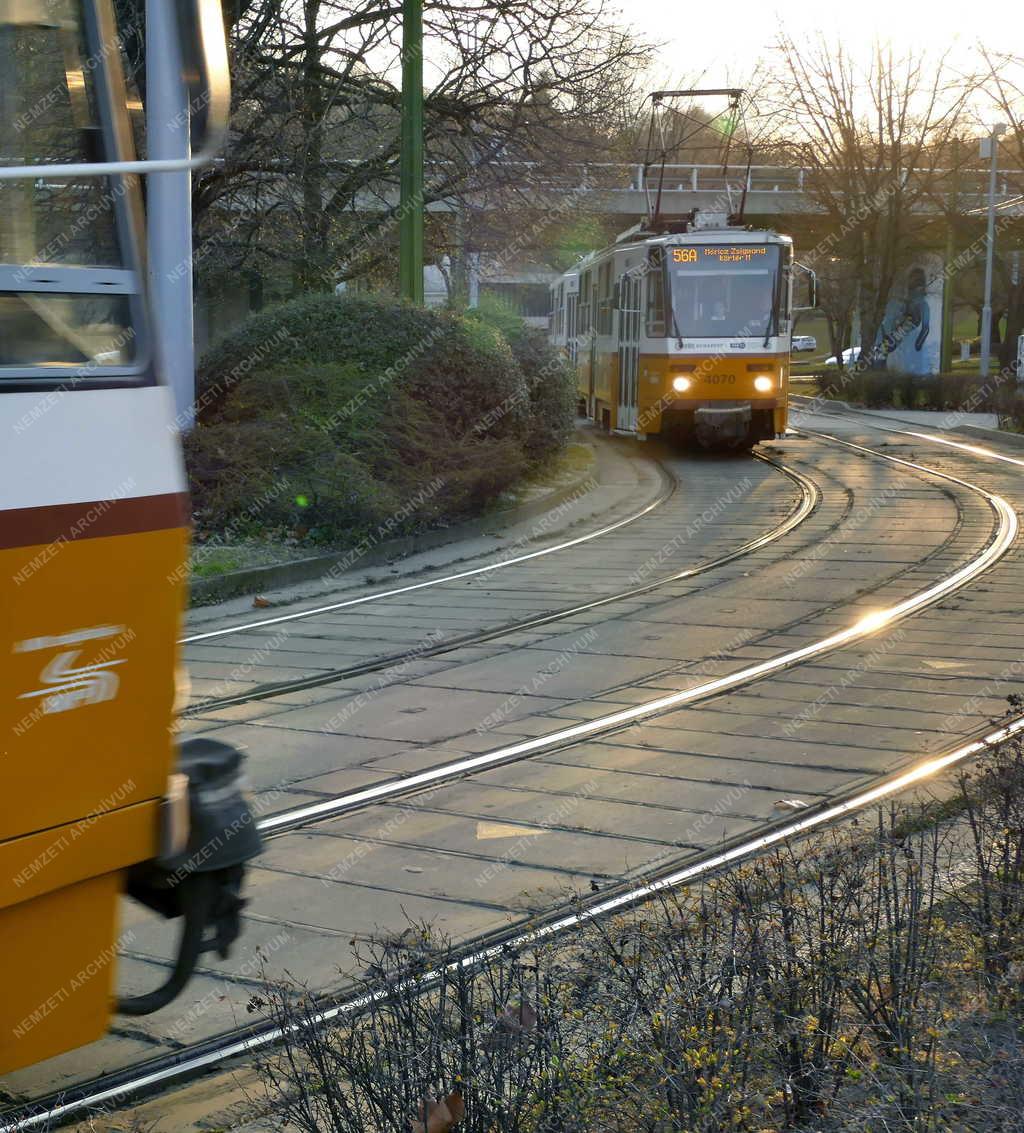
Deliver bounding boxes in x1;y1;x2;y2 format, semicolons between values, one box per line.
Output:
189;541;313;578
497;442;595;508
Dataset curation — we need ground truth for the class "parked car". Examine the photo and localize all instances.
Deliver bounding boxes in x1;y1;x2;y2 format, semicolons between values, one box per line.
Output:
792;334;817;353
824;346;862;366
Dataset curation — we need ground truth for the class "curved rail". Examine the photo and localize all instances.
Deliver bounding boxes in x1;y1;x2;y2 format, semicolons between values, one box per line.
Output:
4;432;1017;1132
184;455;819;715
182;457;680;645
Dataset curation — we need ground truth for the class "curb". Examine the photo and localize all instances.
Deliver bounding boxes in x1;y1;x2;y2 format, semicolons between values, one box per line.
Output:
792;394;1024;451
953;424;1024;451
188;448;600;606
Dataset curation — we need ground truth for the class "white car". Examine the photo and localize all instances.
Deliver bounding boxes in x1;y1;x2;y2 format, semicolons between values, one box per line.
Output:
824;346;861;366
792;335;817;353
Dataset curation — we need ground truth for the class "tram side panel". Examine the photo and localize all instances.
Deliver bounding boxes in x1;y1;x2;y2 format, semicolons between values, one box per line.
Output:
0;387;189;1074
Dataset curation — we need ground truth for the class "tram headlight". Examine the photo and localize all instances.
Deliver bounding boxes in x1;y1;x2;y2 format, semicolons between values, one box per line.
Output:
672;375;692;393
753;375;774;393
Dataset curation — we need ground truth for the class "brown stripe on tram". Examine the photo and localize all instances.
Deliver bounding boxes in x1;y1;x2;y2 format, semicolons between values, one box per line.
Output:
0;492;190;551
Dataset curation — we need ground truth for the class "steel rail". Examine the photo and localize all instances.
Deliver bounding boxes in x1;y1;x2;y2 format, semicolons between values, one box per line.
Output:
182;458;680;645
4;431;1016;1131
183;456;818;716
793;399;1024;473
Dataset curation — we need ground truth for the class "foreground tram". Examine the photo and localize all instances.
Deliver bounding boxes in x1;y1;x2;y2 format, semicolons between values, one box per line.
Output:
1;0;260;1075
550;215;815;447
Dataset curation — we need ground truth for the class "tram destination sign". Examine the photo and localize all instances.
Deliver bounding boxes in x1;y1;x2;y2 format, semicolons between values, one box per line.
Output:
671;247;771;265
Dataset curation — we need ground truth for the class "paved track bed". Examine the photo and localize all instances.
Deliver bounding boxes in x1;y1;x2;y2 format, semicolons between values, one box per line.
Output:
5;417;1022;1127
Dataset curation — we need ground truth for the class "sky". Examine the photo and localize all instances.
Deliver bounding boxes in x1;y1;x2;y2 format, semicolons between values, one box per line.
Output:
623;0;996;89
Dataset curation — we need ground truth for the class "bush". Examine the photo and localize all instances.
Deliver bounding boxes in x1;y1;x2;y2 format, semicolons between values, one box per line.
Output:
197;293;528;440
813;368;1000;413
253;720;1024;1133
995;387;1024;433
187;294;572;545
468;296;577;463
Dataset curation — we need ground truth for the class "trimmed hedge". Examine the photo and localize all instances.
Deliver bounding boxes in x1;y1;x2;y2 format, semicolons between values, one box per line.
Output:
468;297;578;463
812;368;1000;412
186;294;576;544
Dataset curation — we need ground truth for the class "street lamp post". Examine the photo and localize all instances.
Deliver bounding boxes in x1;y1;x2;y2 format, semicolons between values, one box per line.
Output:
980;123;1007;378
398;0;424;304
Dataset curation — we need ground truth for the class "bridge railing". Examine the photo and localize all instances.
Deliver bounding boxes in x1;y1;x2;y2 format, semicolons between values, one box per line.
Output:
466;161;1024;203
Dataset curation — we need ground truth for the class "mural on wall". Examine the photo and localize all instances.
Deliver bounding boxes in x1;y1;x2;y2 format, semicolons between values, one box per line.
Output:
873;255;944;375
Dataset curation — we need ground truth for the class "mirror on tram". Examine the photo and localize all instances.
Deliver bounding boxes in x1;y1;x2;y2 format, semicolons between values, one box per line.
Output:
175;0;231;156
793;262;818;311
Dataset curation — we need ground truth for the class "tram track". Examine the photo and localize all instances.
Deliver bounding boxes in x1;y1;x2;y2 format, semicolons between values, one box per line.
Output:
791;398;1024;473
4;427;1020;1132
9;706;1024;1133
192;434;972;837
181;447;681;648
182;454;818;717
181;439;924;732
250;431;1008;834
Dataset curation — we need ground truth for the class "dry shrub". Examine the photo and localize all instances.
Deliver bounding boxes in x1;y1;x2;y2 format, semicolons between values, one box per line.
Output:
253;721;1024;1132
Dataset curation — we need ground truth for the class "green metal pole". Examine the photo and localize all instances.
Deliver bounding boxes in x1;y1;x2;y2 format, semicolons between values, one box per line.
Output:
399;0;424;304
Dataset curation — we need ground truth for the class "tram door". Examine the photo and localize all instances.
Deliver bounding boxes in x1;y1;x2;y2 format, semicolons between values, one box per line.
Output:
616;271;641;433
587;277;598;412
566;291;579;367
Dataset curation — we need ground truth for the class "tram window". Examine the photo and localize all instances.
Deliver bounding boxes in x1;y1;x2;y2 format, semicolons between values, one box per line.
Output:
597;261;613;335
665;246;782;338
0;9;123;269
646;248;666;337
0;2;145;379
579;270;591;335
0;293;135;367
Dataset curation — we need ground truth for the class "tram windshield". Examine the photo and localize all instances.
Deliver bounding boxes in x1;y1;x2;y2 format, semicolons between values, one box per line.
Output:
0;0;139;373
650;244;787;340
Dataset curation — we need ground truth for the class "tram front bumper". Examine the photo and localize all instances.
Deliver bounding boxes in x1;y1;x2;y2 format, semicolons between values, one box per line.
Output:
661;398;781;443
694;404;752;445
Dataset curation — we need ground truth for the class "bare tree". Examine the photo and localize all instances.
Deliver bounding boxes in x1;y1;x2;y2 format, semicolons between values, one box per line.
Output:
137;0;650;297
979;51;1024;374
763;38;976;365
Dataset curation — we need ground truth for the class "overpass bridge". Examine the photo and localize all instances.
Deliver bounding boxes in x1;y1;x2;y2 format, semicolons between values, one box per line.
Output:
367;160;1022;323
360;161;1024;219
209;159;1024;338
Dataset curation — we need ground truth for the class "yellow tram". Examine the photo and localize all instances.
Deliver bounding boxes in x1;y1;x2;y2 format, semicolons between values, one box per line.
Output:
1;0;259;1075
550;215;815;447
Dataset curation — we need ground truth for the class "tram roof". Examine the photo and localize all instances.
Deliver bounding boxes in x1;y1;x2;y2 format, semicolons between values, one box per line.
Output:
645;228;793;246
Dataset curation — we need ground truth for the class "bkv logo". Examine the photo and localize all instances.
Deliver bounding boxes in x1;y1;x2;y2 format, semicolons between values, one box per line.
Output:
15;624;132;716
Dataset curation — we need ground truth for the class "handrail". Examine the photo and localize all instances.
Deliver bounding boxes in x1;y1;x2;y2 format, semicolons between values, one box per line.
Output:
0;0;229;182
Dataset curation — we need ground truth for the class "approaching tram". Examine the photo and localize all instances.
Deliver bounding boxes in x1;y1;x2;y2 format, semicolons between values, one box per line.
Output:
0;0;260;1075
550;214;815;447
